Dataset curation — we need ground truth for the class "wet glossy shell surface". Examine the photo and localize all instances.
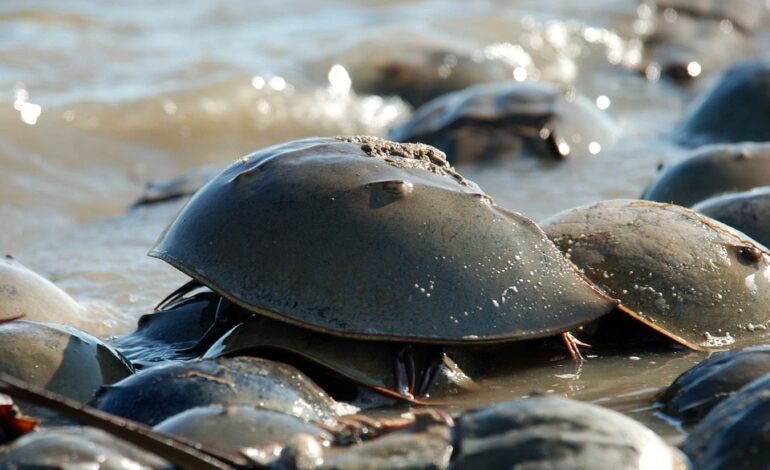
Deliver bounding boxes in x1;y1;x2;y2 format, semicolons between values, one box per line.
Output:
682;373;770;470
455;396;687;469
153;406;333;453
660;345;770;424
93;357;339;426
150;136;616;343
0;426;171;469
542;199;770;350
203;314;475;397
0;320;133;403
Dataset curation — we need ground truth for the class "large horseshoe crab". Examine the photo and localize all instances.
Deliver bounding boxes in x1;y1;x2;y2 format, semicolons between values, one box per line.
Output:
542;199;770;351
147;136;617;399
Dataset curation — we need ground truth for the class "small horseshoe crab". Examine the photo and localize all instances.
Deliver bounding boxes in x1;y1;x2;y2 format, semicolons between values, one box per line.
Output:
542;199;770;351
340;42;522;108
147;136;617;400
388;82;616;164
674;61;770;147
92;356;341;427
0;255;83;326
692;186;770;248
642;143;770;207
454;396;687;469
682;373;770;470
659;345;770;424
637;0;762;84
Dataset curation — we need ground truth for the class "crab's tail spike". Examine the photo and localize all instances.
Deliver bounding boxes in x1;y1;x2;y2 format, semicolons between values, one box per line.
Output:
0;372;254;470
155;279;204;311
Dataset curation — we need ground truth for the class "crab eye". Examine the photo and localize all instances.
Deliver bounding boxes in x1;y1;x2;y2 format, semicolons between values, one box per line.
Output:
738;245;763;263
380;180;413;196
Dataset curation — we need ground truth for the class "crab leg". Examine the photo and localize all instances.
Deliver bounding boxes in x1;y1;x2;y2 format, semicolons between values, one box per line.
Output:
414;347;446;399
155;279;204;311
393;346;418;398
179;296;233;355
561;331;591;362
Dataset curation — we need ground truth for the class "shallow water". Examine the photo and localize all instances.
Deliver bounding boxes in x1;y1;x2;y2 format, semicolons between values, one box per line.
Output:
3;0;770;444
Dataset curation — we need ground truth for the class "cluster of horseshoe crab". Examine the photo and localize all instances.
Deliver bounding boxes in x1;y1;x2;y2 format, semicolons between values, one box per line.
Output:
5;2;770;468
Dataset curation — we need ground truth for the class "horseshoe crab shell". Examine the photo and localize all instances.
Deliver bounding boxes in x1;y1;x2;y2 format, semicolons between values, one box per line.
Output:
542;199;770;351
150;136;616;344
455;396;687;469
660;345;770;423
202;314;477;400
674;61;770;147
388;82;615;163
682;373;770;470
692;186;770;248
153;406;333;454
92;357;340;426
642;143;770;207
0;320;133;403
345;45;520;108
0;255;82;326
0;426;171;469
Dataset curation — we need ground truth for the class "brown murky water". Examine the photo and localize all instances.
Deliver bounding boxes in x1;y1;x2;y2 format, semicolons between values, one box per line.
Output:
3;0;770;443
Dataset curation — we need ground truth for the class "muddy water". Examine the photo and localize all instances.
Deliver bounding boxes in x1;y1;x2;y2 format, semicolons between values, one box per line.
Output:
3;0;770;442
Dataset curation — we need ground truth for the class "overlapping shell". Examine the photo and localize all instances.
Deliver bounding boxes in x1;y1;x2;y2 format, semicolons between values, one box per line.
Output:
542;199;770;350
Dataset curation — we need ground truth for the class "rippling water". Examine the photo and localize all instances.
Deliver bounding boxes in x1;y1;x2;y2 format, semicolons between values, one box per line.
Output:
3;0;770;439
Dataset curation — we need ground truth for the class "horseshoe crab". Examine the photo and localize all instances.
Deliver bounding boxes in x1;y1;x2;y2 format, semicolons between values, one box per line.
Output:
153;406;334;454
454;396;687;469
0;320;133;403
692;186;770;248
202;310;479;400
148;136;617;399
388;82;616;164
638;1;761;84
0;255;82;326
542;199;770;351
659;345;770;424
682;373;770;469
92;356;341;426
343;44;520;108
674;61;770;147
642;143;770;207
0;426;171;469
